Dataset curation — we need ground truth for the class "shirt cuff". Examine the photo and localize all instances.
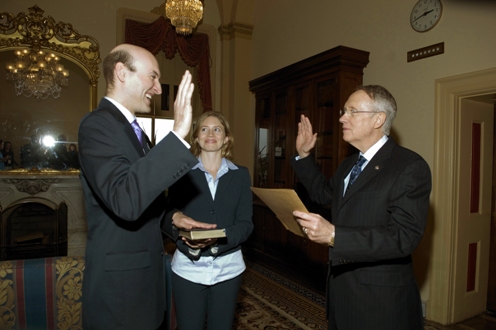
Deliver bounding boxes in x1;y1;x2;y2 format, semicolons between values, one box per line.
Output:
210;244;219;254
188;247;201;256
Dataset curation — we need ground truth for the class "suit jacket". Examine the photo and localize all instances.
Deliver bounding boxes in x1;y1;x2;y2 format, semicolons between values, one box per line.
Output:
163;165;253;260
78;98;198;330
291;138;431;330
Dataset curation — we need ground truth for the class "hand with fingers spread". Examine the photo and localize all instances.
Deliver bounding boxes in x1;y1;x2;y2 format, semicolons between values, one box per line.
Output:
78;44;201;329
172;70;195;139
296;114;318;158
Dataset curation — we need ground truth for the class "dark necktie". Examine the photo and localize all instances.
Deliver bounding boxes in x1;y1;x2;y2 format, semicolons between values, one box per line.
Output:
130;120;143;145
348;155;367;188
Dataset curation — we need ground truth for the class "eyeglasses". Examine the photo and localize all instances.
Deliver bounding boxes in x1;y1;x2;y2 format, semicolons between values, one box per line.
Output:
339;109;380;117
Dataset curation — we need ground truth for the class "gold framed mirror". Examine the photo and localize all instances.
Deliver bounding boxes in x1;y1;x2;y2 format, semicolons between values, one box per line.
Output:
0;5;100;172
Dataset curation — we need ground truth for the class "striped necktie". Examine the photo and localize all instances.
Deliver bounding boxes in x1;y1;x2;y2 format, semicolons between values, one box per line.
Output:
130;120;143;145
348;155;367;188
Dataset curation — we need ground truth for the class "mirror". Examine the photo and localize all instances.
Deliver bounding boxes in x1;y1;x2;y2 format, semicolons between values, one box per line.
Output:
0;5;100;172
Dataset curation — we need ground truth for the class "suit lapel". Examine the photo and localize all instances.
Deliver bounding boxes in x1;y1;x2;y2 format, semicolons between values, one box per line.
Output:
190;170;215;207
190;167;235;207
337;159;354;205
99;99;146;157
142;133;152;154
214;170;235;205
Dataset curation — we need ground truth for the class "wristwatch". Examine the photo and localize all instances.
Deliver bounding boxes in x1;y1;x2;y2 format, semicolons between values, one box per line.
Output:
328;230;335;247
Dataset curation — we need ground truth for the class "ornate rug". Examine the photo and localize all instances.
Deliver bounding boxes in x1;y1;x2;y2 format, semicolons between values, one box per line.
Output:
424;310;496;330
234;261;327;330
234;261;496;330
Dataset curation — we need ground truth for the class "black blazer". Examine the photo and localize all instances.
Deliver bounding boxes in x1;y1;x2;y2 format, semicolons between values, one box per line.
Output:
78;98;198;330
291;138;431;330
164;165;254;260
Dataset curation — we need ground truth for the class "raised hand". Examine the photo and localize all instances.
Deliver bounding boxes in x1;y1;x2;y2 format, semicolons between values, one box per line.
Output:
172;70;195;139
296;115;317;158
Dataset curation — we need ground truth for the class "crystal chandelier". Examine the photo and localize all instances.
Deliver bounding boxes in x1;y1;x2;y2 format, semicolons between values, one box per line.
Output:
5;48;69;99
165;0;203;35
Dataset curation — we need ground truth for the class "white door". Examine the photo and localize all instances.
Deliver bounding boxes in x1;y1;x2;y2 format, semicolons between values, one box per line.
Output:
452;98;493;322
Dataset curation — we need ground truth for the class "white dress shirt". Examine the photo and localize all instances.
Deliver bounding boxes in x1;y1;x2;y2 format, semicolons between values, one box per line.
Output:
343;135;388;194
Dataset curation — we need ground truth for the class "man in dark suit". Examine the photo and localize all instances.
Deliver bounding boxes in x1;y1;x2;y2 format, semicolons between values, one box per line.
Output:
78;44;216;329
291;85;431;330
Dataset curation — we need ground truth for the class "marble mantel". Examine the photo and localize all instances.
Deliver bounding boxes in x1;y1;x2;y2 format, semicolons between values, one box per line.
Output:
0;170;87;256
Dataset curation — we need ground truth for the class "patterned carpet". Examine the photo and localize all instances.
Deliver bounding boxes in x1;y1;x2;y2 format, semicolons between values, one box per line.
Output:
236;260;496;330
424;311;496;330
234;260;327;329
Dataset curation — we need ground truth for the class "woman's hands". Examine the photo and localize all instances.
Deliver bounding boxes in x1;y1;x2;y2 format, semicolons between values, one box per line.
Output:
182;238;218;249
172;211;218;249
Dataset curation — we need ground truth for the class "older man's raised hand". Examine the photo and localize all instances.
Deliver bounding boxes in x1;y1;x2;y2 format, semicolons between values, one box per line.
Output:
296;115;318;158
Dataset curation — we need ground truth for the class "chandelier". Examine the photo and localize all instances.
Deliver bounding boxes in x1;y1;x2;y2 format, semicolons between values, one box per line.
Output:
6;48;69;99
165;0;203;35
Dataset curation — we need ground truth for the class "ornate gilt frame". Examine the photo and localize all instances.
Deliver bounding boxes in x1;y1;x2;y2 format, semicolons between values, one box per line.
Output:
0;5;101;110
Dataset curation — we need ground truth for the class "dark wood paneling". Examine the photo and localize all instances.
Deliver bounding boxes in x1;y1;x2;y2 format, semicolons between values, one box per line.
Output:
248;46;369;292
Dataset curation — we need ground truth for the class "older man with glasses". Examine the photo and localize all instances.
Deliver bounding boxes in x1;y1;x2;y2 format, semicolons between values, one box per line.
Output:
291;85;432;330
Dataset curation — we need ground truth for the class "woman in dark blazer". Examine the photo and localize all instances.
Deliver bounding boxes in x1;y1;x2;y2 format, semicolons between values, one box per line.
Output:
164;111;253;330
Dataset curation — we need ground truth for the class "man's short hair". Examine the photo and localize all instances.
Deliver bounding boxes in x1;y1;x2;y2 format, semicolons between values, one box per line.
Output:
103;49;136;91
356;85;397;135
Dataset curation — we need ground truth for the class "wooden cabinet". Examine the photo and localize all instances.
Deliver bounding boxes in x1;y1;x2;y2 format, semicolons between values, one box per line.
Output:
247;46;369;293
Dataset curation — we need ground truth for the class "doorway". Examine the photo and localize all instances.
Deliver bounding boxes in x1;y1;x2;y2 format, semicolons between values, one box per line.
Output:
427;67;496;325
488;100;496;312
450;98;493;321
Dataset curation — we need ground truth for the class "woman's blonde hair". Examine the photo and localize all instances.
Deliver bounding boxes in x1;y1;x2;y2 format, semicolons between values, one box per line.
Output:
190;111;234;160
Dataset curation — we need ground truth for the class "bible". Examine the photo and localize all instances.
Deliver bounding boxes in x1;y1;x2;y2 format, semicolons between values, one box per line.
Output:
179;228;226;240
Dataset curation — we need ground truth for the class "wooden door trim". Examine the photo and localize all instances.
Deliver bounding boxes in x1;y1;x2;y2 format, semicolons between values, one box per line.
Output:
428;67;496;324
488;103;496;313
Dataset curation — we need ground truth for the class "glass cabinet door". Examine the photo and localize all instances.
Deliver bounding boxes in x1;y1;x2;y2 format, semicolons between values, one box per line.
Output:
273;91;289;188
255;96;271;187
315;76;338;175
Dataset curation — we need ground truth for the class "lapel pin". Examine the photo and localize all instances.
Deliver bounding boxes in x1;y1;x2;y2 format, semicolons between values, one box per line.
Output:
375;165;380;170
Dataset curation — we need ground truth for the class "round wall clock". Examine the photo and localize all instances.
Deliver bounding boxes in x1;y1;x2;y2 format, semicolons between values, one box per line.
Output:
410;0;443;32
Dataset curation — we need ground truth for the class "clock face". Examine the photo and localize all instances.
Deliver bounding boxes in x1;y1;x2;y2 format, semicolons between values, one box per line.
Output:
410;0;443;32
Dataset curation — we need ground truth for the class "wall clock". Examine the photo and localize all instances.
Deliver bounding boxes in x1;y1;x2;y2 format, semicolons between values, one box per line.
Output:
410;0;443;32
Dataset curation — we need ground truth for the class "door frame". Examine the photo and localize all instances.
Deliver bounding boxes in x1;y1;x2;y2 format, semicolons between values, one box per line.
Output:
427;67;496;324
